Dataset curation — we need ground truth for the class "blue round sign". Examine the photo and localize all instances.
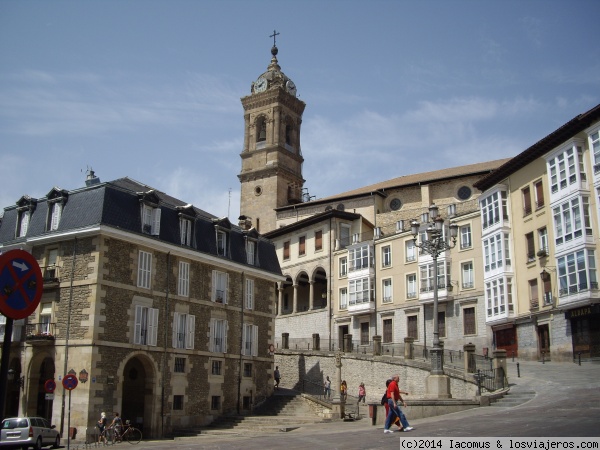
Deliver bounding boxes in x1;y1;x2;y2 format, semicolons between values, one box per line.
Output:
62;374;78;391
0;250;43;320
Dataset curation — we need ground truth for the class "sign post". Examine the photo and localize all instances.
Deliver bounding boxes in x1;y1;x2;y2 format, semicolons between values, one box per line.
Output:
62;374;78;450
0;249;43;420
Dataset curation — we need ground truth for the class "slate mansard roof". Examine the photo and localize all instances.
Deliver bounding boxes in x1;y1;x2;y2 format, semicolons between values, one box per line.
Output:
0;177;282;276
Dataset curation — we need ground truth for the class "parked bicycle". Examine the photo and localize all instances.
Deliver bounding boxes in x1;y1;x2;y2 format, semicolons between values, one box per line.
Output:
100;420;142;445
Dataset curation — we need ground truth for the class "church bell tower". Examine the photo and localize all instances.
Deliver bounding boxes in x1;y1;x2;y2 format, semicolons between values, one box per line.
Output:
238;35;306;234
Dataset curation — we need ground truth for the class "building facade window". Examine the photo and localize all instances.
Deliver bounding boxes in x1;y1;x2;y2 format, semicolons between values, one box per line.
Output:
243;363;252;377
463;307;476;335
209;318;228;353
350;244;372;271
246;239;256;265
534;180;545;209
283;241;290;260
242;324;258;356
485;277;514;319
591;131;600;174
339;223;351;247
49;202;62;231
339;287;348;309
522;186;532;217
526;232;535;262
460;225;472;249
173;395;184;411
538;227;548;256
349;277;372;305
216;230;228;256
548;146;585;194
173;312;195;349
405;240;416;262
480;190;508;229
297;236;305;256
141;204;161;235
406;273;417;299
180;218;192;246
212;270;228;304
383;319;393;343
553;197;592;246
420;261;450;292
174;357;186;373
17;210;30;237
483;232;511;272
211;359;222;375
315;230;323;251
178;261;189;297
557;249;597;296
211;396;221;410
360;322;369;345
407;315;418;339
382;245;391;267
462;261;474;289
382;278;392;303
339;257;348;277
137;251;152;289
134;305;158;346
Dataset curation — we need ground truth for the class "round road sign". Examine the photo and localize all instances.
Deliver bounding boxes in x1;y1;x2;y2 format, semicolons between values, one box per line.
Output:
0;249;43;320
45;379;57;393
62;374;78;391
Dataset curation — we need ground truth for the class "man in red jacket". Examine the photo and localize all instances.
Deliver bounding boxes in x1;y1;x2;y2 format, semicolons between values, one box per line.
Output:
384;375;414;433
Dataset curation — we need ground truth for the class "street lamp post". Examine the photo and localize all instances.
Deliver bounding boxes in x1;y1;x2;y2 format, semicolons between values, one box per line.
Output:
411;204;458;378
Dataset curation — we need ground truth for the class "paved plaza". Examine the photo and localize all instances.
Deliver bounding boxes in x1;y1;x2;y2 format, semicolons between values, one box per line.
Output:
70;359;600;449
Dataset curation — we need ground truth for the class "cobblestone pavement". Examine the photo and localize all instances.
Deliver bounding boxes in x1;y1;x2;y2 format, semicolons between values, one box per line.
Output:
68;359;600;450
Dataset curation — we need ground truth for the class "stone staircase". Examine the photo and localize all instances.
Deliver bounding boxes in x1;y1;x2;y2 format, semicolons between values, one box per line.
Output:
490;389;536;407
172;389;327;438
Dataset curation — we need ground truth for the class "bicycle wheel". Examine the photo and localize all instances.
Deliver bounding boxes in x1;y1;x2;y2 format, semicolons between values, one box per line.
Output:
125;427;142;444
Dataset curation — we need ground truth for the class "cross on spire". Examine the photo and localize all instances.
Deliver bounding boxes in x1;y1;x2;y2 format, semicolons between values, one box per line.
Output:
270;29;280;47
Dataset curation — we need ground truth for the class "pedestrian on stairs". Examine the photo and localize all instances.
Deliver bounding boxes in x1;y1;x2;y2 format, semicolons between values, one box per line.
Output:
274;366;281;390
358;382;366;403
324;376;331;399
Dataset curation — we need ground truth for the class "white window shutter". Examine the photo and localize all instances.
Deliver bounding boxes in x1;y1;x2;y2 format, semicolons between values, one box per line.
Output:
134;306;143;344
187;315;195;350
252;325;258;356
225;273;229;304
148;308;159;346
152;208;161;235
242;324;248;356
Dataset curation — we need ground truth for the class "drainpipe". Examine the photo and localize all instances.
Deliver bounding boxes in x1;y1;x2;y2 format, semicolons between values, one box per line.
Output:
161;252;171;438
372;194;378;336
60;238;77;438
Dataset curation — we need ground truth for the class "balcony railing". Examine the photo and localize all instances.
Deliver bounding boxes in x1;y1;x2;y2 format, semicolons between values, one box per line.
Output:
559;282;599;296
25;323;56;342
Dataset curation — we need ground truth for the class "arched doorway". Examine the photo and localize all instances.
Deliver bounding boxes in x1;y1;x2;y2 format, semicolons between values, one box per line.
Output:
121;356;153;435
34;358;55;420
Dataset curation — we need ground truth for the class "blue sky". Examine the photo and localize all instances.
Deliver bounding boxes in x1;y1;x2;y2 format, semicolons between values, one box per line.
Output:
1;0;599;221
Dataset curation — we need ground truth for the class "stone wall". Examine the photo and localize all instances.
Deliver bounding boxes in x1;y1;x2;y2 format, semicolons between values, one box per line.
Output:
274;350;478;404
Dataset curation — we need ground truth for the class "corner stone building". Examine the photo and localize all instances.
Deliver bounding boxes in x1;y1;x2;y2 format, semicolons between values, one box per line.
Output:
0;175;283;439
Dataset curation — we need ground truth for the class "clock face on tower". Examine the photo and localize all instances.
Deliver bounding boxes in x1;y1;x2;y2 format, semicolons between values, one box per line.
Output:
286;80;297;96
255;76;267;93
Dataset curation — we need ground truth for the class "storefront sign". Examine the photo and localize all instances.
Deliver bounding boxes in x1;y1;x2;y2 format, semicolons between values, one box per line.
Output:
565;304;600;319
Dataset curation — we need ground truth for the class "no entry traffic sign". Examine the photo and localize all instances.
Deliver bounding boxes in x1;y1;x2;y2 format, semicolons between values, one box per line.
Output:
0;249;43;320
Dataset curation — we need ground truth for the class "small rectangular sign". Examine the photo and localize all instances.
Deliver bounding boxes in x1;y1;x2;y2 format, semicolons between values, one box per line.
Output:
45;393;54;400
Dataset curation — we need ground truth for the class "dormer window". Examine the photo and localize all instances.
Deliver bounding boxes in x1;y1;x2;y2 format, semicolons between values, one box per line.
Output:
177;204;196;246
246;239;256;265
46;188;68;232
217;230;227;256
48;202;62;231
142;204;161;235
138;190;161;236
15;196;37;238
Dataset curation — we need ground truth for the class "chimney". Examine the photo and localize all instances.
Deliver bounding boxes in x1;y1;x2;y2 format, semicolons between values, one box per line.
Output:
85;169;100;186
238;215;253;230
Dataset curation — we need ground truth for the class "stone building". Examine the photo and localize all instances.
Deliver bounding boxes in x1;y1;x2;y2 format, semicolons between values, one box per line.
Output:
474;103;600;361
0;173;283;438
